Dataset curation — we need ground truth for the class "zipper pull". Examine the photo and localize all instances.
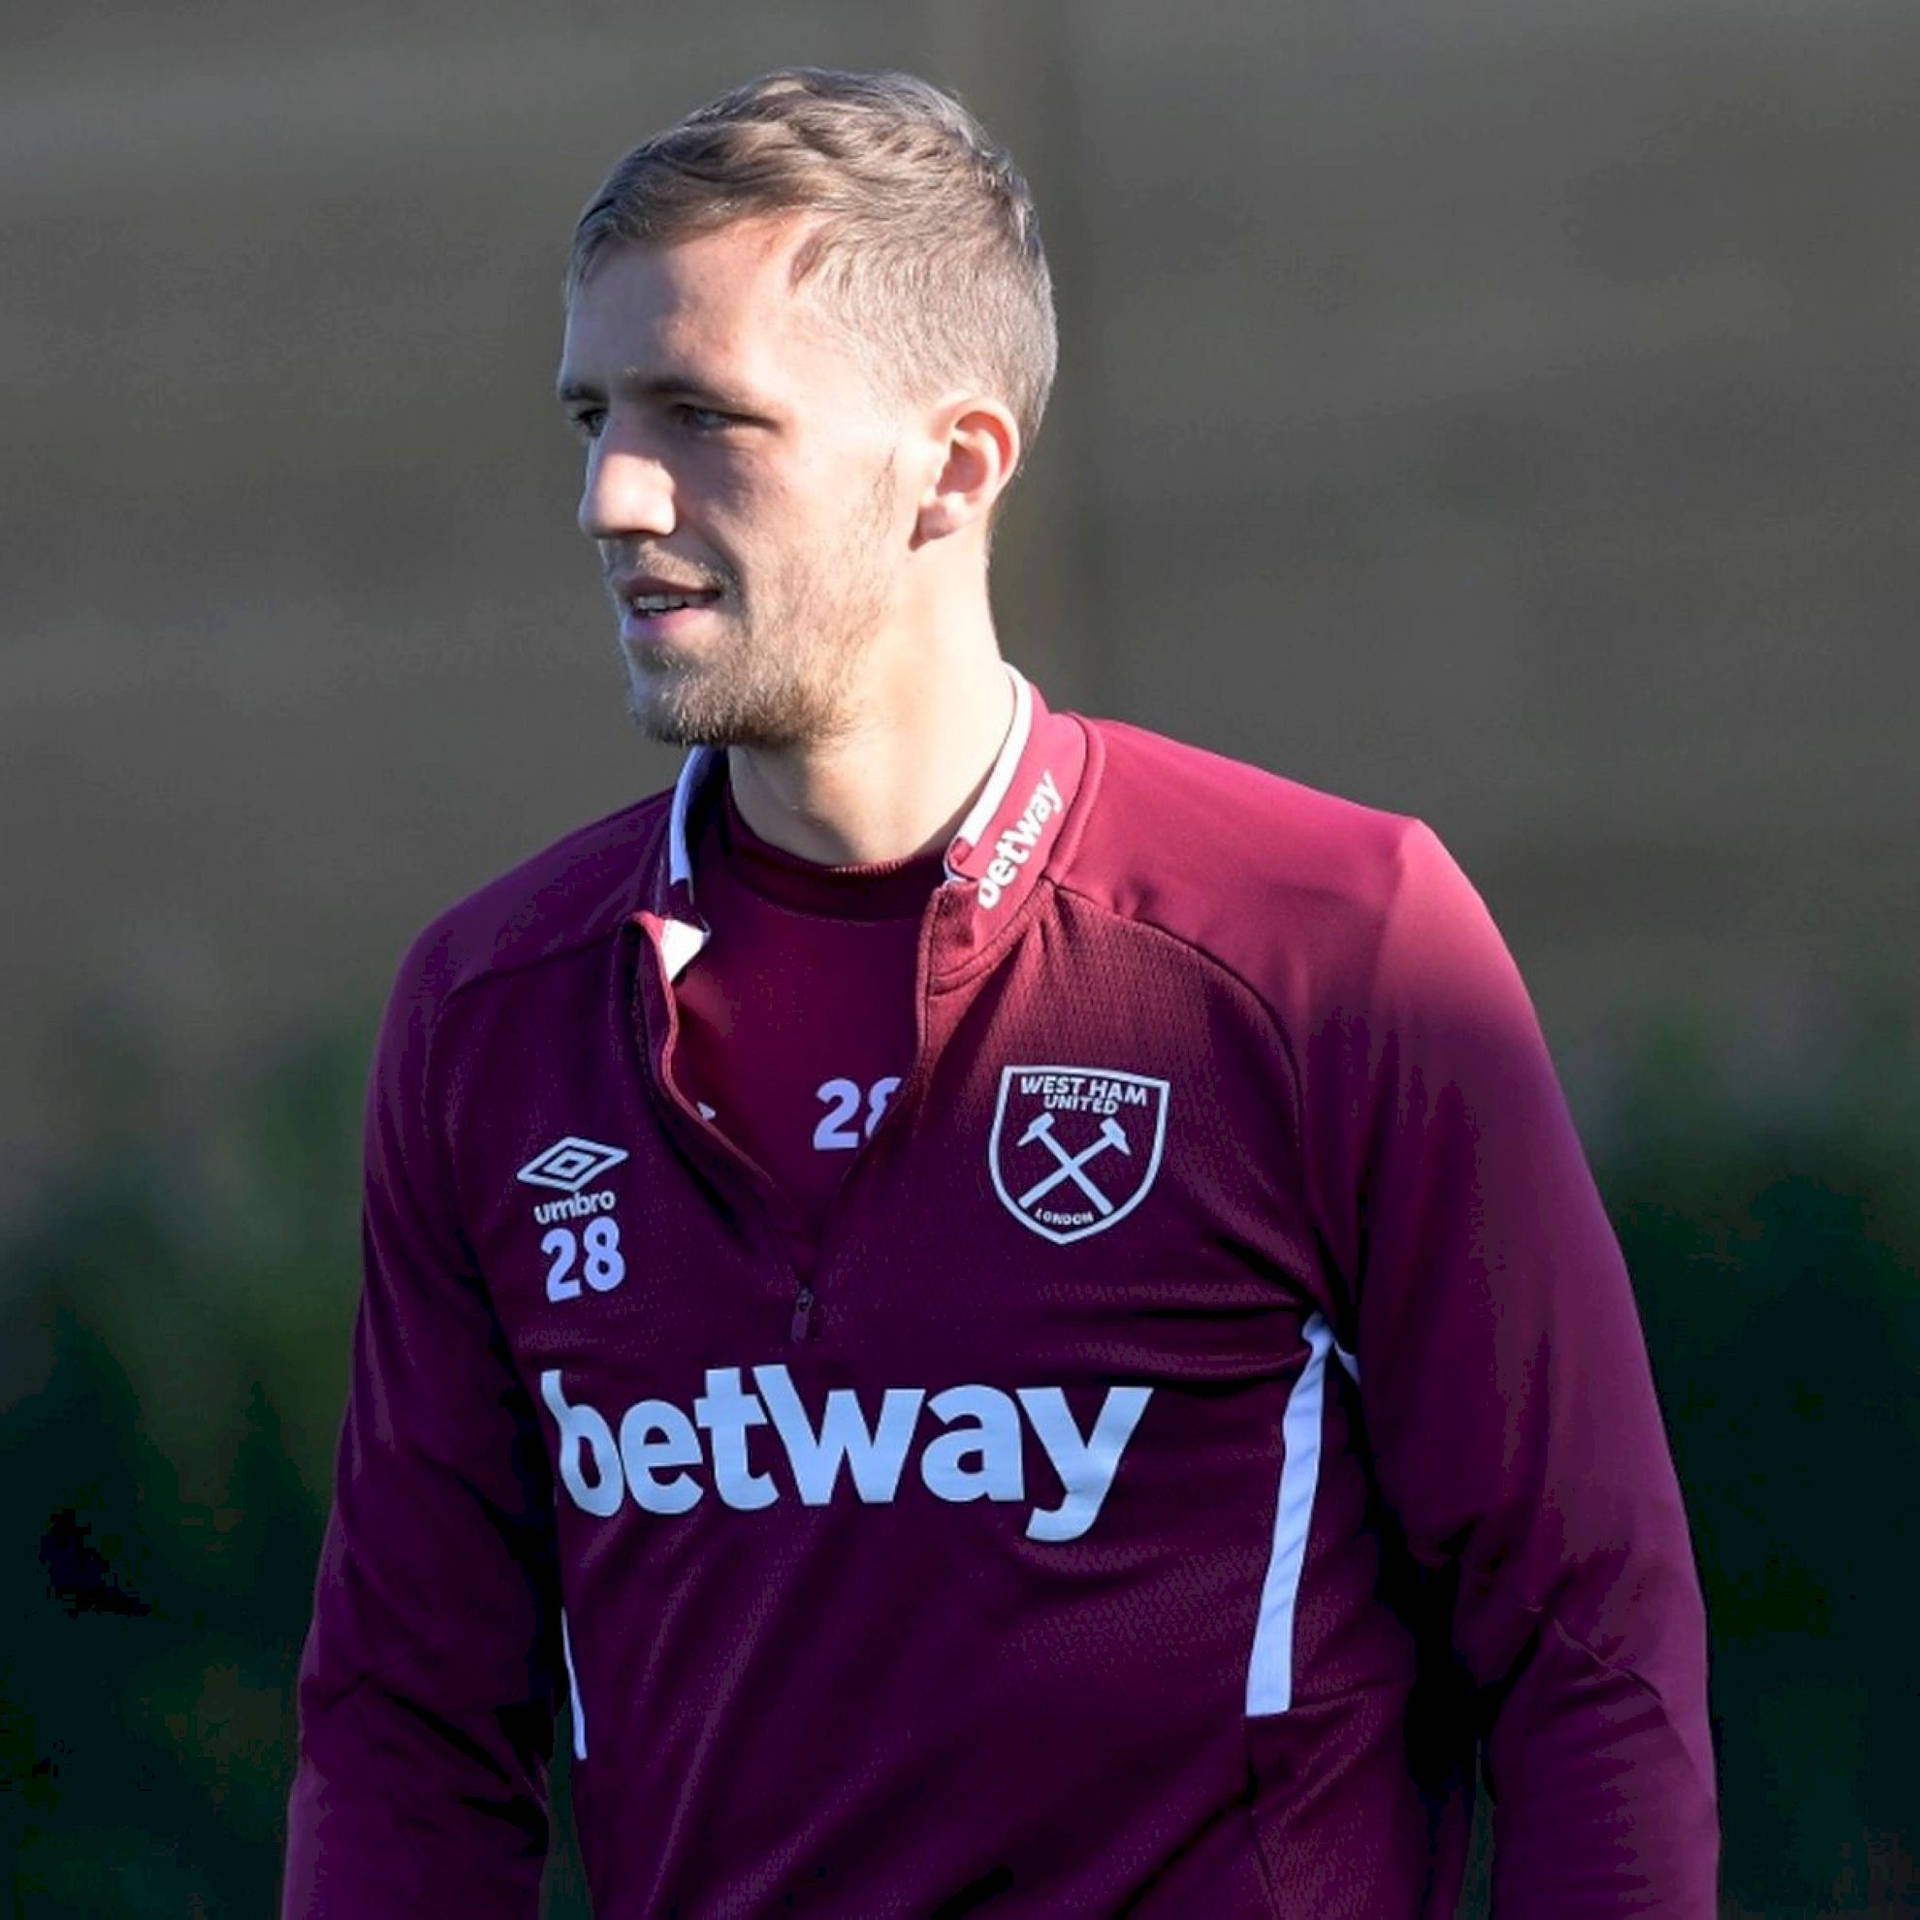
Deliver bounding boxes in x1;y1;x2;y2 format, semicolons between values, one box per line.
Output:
790;1285;816;1343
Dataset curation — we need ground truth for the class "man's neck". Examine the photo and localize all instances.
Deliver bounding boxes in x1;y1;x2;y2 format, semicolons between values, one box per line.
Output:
726;639;1016;868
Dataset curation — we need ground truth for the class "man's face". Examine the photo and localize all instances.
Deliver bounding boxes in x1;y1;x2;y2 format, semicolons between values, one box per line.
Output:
558;219;913;750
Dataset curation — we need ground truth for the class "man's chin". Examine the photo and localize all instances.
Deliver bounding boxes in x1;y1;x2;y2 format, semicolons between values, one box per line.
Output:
624;658;854;753
628;681;777;752
630;699;715;749
626;669;714;747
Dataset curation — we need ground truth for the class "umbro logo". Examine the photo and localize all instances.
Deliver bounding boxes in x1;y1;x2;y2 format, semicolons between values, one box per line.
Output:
517;1136;629;1194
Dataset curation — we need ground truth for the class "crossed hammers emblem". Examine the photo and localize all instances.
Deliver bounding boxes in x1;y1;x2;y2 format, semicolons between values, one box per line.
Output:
1015;1111;1131;1216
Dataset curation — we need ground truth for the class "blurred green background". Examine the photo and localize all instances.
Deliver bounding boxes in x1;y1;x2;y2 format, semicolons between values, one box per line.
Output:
5;1;1917;1913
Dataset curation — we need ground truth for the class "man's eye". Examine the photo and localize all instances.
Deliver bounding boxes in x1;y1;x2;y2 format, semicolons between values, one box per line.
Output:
675;404;733;432
569;408;607;441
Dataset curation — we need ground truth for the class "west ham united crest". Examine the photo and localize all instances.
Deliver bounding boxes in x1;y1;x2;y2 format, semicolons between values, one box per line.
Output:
989;1065;1170;1244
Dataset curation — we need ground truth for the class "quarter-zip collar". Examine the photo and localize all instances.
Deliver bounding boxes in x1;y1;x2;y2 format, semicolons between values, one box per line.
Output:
638;665;1089;983
938;668;1088;950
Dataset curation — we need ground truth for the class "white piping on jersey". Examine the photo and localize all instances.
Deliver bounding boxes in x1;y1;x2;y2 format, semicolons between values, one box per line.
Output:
561;1609;587;1761
946;664;1034;881
1245;1313;1336;1716
1333;1340;1359;1384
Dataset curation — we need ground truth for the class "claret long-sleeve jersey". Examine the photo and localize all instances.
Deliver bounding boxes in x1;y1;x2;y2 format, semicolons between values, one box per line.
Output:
285;674;1717;1916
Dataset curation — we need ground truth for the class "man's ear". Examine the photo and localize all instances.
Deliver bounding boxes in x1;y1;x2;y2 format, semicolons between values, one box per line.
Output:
912;395;1021;546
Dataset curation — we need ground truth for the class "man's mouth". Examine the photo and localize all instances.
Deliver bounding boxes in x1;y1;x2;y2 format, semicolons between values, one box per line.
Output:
627;589;721;616
618;598;722;671
613;573;727;642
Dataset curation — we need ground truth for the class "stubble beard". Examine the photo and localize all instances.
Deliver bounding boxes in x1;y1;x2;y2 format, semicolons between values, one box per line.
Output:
626;464;897;753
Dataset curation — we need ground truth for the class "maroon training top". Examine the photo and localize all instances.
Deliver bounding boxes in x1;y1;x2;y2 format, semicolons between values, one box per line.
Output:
284;673;1718;1916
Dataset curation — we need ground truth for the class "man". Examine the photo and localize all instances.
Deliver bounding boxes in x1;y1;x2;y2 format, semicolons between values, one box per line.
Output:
285;68;1717;1917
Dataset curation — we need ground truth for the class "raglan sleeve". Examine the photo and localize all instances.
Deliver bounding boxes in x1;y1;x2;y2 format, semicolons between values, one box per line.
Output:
283;938;560;1918
1309;822;1718;1914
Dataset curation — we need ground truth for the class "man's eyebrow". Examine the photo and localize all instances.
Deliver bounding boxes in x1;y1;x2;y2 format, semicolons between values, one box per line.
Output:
555;369;757;411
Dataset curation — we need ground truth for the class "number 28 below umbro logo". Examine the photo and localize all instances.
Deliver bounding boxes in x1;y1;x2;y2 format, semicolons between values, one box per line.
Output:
514;1136;633;1301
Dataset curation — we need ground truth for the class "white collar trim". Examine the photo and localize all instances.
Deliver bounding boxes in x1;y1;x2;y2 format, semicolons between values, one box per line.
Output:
946;664;1032;878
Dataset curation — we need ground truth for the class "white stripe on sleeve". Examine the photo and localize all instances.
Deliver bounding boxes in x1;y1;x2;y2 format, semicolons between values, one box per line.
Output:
1244;1313;1335;1716
561;1609;587;1761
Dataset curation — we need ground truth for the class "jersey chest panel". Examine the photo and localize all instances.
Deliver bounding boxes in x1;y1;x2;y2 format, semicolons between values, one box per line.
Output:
443;915;1328;1404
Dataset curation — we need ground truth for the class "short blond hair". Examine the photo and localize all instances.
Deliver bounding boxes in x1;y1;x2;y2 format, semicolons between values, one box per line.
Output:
568;69;1057;464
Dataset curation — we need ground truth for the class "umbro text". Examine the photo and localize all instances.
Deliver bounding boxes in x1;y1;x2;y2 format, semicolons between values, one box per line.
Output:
533;1187;618;1225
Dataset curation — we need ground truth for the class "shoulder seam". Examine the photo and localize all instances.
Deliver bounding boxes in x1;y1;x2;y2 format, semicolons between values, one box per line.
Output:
426;795;672;1011
437;916;633;1015
1050;876;1307;1169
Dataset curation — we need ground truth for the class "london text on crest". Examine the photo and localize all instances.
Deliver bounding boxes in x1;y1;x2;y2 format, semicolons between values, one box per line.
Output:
988;1067;1170;1244
516;1136;629;1194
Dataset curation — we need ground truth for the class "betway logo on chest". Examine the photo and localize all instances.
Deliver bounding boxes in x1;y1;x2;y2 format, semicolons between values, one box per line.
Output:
975;769;1063;910
542;1366;1151;1544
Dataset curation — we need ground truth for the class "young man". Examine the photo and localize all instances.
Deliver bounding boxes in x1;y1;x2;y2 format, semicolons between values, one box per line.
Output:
285;69;1717;1917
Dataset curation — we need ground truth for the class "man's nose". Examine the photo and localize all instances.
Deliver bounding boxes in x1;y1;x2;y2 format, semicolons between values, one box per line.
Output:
579;437;675;541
